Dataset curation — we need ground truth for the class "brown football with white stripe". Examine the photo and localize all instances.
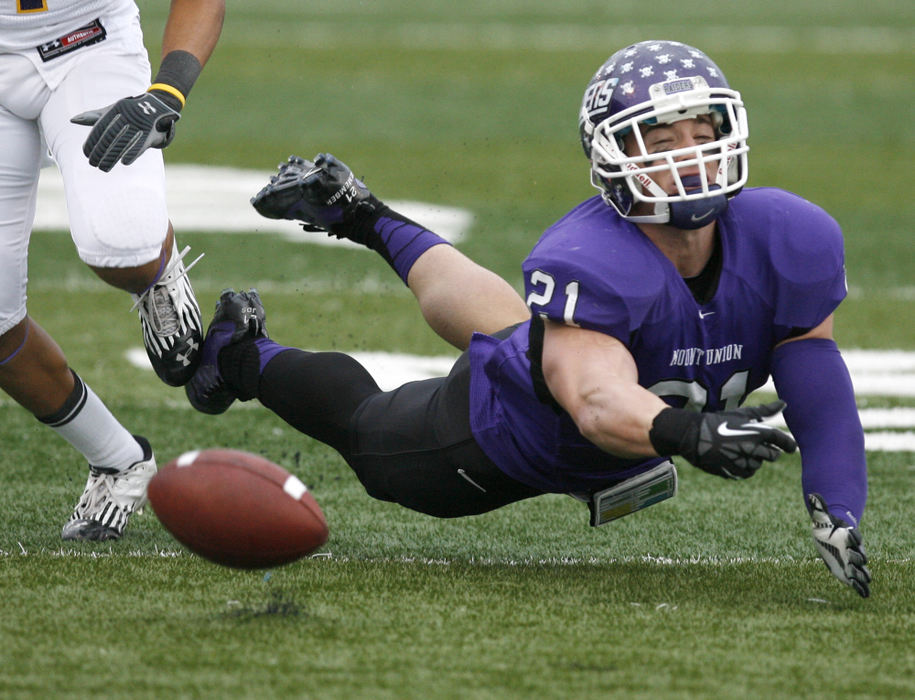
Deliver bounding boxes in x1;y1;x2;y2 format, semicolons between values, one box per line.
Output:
148;449;328;568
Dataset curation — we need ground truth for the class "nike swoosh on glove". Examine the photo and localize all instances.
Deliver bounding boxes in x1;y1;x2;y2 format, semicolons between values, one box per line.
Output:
809;492;871;598
649;400;797;479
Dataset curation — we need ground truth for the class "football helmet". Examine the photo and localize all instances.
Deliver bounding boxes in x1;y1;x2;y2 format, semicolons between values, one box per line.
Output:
579;41;749;229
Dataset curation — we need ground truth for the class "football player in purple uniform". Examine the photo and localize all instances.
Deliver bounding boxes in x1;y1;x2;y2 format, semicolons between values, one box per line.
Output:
189;41;870;597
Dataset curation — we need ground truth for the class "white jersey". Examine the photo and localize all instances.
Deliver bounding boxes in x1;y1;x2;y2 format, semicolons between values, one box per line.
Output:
0;0;136;52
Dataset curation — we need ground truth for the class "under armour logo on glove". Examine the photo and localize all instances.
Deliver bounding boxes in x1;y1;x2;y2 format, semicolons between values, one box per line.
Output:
71;93;180;172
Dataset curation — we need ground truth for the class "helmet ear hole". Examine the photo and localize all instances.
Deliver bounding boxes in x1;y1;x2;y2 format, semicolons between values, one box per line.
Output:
579;116;594;159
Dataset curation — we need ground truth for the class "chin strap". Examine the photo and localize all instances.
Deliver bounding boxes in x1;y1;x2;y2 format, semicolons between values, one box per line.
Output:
616;171;731;230
666;190;729;229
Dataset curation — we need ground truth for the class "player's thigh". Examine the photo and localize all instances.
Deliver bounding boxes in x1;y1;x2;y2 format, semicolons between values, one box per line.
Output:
348;354;541;516
350;438;539;518
0;107;42;335
41;42;167;268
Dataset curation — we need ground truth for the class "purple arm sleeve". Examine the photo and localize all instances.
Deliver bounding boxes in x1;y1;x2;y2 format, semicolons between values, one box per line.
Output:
770;337;867;526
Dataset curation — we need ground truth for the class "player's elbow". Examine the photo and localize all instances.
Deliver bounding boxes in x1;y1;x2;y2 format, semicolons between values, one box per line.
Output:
559;384;657;460
566;397;603;445
566;396;636;458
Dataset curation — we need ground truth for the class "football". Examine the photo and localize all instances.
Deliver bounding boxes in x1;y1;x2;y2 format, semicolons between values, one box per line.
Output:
147;448;328;569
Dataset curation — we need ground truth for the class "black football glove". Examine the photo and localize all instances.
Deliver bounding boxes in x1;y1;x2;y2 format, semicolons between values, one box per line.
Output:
250;153;381;239
808;493;871;598
649;400;797;479
71;92;180;172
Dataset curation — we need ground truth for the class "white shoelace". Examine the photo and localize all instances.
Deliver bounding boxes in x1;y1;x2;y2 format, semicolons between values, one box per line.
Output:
72;471;116;519
129;245;204;314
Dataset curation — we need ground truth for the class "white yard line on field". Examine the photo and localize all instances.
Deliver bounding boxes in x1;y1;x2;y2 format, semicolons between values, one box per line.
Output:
34;165;471;245
124;347;915;451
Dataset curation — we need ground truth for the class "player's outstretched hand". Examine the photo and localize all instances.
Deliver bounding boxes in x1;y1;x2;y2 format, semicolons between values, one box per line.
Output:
71;93;180;172
250;154;380;236
649;400;797;479
808;493;871;598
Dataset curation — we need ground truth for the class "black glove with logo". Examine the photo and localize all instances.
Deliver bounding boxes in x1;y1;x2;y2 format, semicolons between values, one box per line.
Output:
71;92;180;172
649;400;797;479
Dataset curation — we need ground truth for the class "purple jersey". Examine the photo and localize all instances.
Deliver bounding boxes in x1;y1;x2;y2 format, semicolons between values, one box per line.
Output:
468;187;846;493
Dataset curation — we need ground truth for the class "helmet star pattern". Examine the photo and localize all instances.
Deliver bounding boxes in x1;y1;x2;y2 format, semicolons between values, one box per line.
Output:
578;40;749;229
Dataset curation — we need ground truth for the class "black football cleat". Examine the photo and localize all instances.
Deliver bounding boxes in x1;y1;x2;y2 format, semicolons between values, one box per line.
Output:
250;153;381;244
185;289;267;415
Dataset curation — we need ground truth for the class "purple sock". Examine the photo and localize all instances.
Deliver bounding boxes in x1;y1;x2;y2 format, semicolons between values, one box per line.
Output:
254;337;292;373
374;214;449;285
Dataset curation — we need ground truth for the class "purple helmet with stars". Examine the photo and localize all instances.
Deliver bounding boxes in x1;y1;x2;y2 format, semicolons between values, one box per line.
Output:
579;40;749;229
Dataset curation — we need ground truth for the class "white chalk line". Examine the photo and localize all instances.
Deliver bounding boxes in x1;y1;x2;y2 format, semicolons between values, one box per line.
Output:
123;347;915;451
33;164;471;245
4;546;910;568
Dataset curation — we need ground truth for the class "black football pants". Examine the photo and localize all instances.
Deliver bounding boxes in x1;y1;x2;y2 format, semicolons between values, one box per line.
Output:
254;348;542;517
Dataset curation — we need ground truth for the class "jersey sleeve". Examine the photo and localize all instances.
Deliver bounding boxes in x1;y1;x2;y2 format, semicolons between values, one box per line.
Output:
763;190;848;333
521;201;666;344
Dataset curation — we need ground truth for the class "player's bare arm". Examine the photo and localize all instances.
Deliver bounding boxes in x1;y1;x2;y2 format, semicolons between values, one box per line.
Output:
541;321;665;458
71;0;226;171
161;0;226;65
542;319;796;478
775;314;834;347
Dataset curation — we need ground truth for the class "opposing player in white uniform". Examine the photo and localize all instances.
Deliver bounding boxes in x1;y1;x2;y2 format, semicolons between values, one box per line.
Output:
0;0;225;540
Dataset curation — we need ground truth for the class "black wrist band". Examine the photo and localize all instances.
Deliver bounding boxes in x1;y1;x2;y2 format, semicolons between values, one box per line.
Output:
648;407;699;457
152;50;202;109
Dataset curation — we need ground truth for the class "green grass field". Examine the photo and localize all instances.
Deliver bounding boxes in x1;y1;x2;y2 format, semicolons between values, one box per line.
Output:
2;1;914;697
